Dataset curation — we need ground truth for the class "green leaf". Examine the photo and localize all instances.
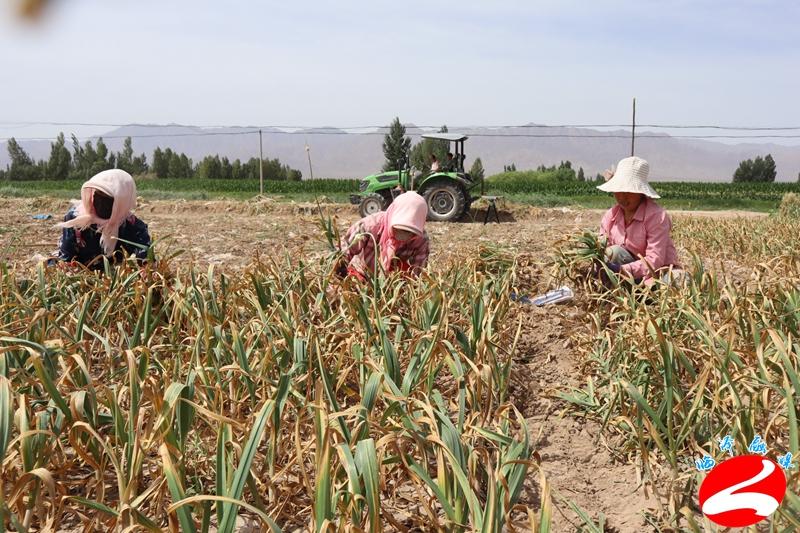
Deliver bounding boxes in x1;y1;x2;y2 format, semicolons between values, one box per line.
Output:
355;438;381;533
218;399;274;533
0;376;12;465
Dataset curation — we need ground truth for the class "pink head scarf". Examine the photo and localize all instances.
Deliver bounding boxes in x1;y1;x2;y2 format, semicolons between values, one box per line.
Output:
57;169;138;256
379;191;428;271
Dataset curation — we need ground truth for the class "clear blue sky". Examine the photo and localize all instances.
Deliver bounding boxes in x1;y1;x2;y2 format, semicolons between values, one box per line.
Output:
2;0;799;138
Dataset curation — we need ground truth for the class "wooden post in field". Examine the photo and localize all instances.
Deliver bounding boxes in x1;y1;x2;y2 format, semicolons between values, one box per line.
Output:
631;98;636;156
259;129;264;195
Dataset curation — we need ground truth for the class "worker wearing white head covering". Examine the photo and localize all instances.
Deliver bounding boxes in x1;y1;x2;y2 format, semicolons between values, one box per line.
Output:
597;157;680;283
55;169;151;267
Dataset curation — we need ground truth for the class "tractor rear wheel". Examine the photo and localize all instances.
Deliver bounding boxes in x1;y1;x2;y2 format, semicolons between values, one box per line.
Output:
420;179;467;222
358;193;387;218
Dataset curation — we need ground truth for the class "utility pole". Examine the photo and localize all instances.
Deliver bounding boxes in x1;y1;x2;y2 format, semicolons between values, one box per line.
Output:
305;139;314;180
258;129;264;195
631;98;636;157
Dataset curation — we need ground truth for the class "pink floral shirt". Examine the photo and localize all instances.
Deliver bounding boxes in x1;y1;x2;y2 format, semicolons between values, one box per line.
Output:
600;198;680;280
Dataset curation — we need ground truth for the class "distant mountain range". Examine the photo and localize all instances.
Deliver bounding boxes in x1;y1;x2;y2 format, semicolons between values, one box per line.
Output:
2;123;799;182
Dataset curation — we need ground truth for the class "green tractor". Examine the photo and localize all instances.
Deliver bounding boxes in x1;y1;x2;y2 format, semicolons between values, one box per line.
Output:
350;133;483;222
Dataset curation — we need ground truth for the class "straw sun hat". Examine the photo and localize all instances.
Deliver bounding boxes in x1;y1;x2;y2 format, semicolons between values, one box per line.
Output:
596;156;660;199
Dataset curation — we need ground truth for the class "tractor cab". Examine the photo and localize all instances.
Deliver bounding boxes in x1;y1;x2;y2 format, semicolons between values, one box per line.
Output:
423;133;467;173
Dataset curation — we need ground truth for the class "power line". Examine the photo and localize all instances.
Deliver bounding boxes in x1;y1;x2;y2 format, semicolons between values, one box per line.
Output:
4;130;800;143
638;124;800;131
3;120;800;132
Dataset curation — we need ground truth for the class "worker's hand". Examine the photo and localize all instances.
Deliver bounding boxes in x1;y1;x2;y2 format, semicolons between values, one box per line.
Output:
347;267;367;283
593;260;619;287
50;259;78;272
138;263;160;284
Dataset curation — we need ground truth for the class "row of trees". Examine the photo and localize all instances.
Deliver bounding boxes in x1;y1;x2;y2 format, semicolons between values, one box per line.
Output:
0;134;302;181
193;154;301;181
507;160;600;182
512;156;793;183
733;154;777;183
512;156;794;183
3;134;150;181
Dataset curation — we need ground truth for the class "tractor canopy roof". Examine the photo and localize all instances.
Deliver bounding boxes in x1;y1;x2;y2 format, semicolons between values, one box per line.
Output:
420;133;468;142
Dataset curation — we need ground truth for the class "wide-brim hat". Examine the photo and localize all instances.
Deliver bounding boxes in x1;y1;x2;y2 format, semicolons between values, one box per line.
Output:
597;156;660;199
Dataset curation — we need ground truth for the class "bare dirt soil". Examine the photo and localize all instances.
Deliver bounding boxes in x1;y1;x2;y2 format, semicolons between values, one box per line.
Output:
0;197;766;532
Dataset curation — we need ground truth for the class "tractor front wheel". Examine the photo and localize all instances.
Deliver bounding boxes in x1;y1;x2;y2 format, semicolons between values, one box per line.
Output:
358;193;387;218
420;180;467;222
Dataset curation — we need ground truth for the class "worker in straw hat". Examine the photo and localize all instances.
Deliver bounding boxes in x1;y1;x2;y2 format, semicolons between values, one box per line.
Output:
338;191;430;281
596;156;680;284
53;169;152;269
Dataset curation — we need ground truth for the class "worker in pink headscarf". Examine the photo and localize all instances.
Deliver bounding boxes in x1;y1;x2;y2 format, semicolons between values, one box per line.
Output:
339;191;430;280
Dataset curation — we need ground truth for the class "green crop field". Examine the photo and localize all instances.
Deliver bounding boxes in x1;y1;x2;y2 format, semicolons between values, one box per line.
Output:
0;178;359;199
3;173;800;211
484;171;800;210
486;171;800;200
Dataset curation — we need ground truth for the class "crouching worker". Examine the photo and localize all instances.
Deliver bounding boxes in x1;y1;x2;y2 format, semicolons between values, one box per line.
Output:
338;191;430;281
596;156;681;285
53;169;151;269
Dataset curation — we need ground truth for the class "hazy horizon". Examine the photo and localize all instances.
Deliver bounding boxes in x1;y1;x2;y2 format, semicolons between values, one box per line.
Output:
2;0;799;144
